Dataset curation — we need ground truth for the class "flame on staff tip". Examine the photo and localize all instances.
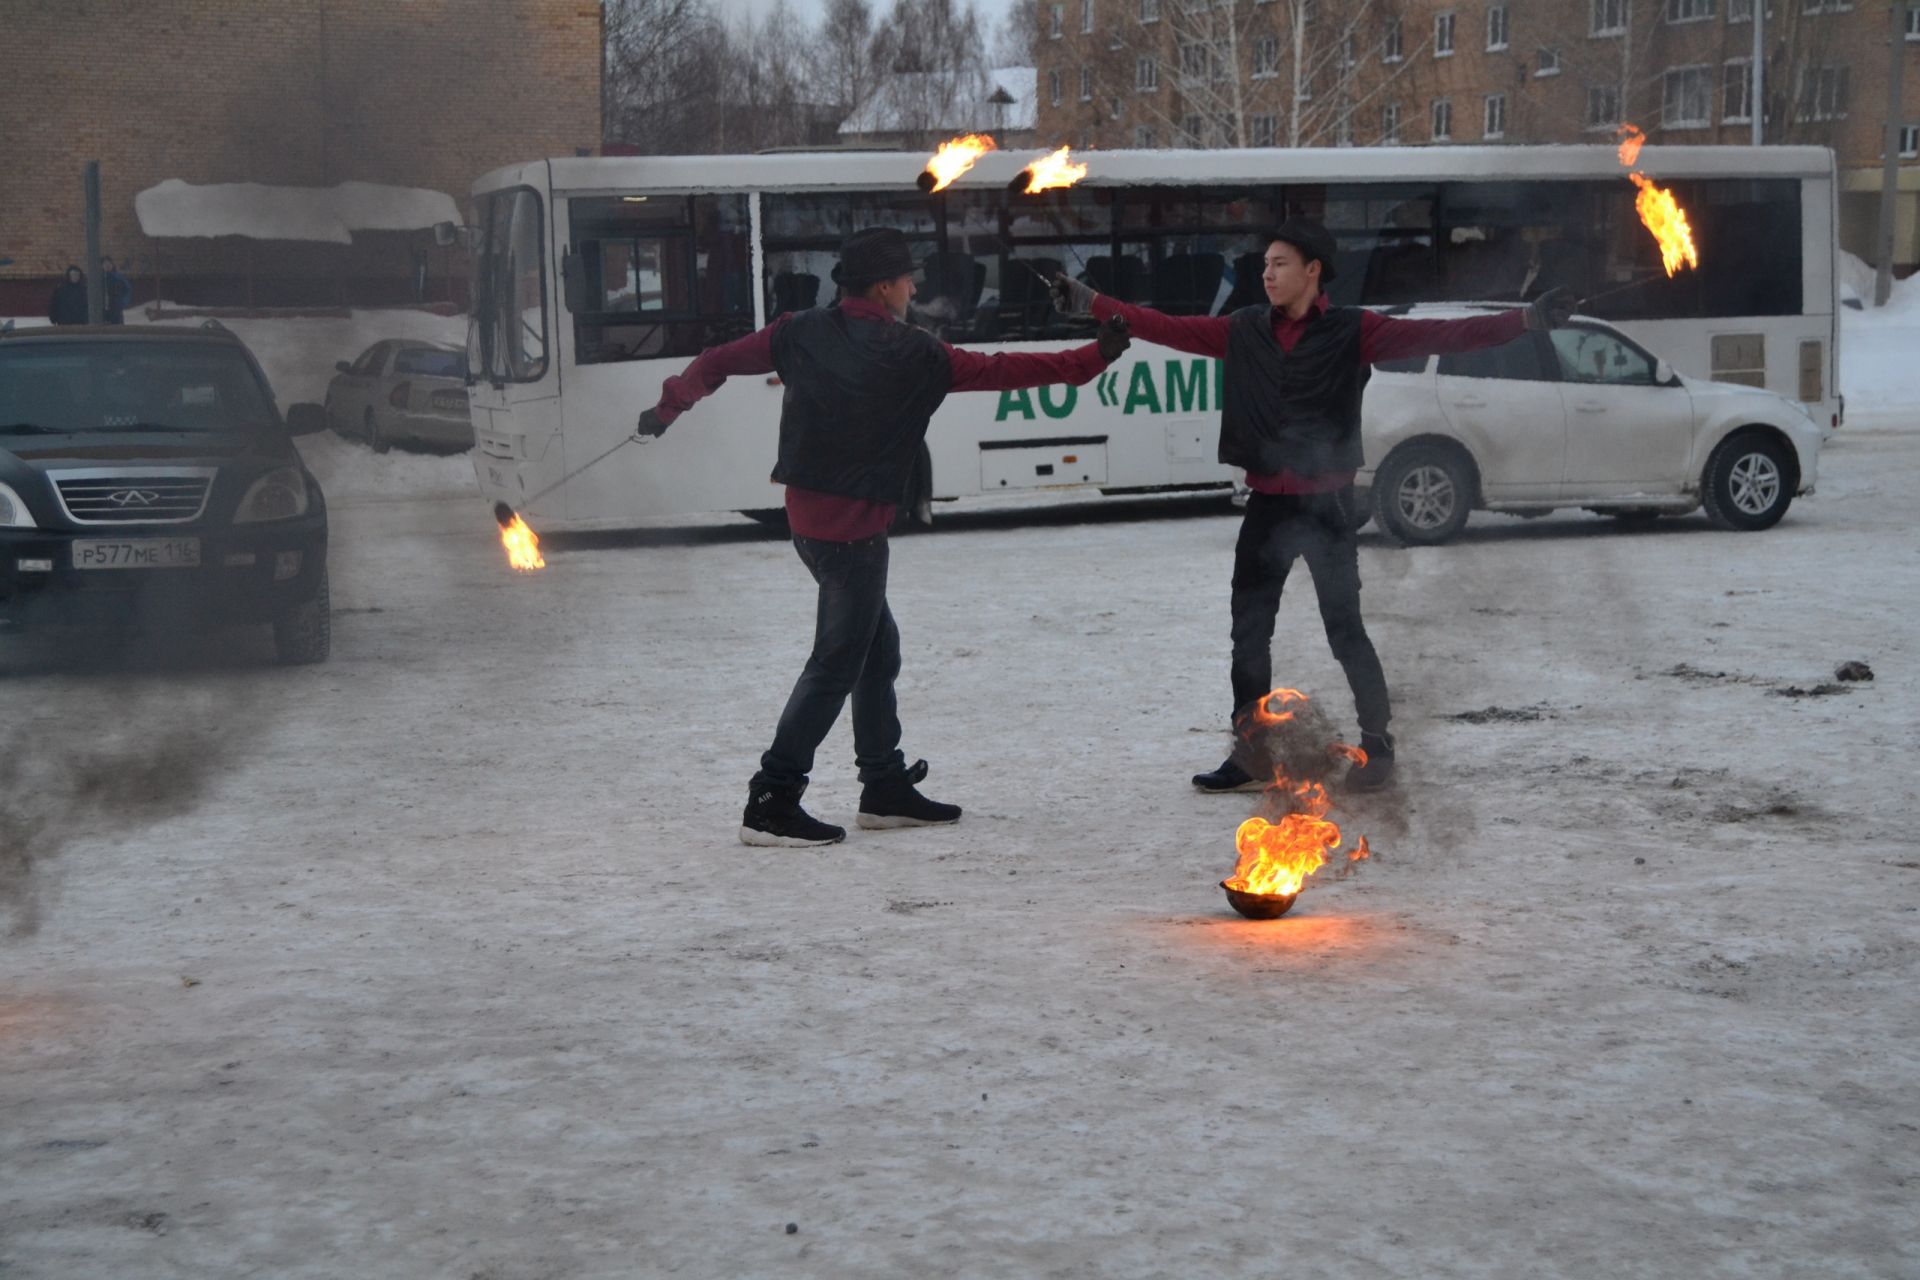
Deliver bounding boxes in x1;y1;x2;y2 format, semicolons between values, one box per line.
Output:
493;501;546;572
920;134;997;193
1614;124;1700;278
1016;146;1089;194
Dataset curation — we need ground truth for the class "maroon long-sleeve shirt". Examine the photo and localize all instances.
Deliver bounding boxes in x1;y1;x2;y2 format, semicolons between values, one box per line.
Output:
654;296;1110;540
1091;292;1529;493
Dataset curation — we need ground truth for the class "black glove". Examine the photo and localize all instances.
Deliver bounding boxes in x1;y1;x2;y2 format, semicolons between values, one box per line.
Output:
1096;314;1131;363
1049;272;1096;318
635;407;668;439
1527;286;1575;331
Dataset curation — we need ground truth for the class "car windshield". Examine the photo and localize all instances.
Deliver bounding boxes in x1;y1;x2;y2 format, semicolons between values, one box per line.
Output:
392;347;464;378
0;341;279;434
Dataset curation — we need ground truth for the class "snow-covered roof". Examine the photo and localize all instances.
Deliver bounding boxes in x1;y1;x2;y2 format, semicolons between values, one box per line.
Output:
133;179;462;244
838;66;1037;137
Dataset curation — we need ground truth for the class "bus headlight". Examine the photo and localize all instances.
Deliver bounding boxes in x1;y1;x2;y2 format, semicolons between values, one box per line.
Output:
0;480;37;529
233;466;310;523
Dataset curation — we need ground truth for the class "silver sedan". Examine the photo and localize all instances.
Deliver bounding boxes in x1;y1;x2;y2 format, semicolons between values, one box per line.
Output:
324;340;471;452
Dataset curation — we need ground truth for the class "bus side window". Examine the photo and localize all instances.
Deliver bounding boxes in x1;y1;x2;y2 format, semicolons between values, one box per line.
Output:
568;194;753;364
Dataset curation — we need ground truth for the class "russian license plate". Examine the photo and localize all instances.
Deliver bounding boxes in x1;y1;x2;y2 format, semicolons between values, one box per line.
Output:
72;537;201;570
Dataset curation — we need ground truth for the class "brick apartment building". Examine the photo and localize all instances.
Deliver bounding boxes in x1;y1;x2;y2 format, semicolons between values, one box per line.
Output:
1033;0;1920;271
0;0;602;315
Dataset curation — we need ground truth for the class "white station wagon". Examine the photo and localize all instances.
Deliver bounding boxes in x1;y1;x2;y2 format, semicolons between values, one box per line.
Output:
1351;304;1825;545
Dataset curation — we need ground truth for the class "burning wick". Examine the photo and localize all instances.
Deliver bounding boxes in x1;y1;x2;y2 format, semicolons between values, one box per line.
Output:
494;502;546;572
1010;145;1089;195
921;134;996;194
1613;125;1700;279
1219;688;1373;920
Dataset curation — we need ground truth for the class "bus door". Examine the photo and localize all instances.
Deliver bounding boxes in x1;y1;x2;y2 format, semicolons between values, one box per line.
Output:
468;176;562;513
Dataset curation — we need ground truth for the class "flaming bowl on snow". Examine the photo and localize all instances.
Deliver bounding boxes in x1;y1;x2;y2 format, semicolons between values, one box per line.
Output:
1220;881;1299;920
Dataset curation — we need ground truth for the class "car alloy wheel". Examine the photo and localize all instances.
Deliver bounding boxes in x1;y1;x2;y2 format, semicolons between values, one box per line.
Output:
1395;463;1456;531
1727;450;1781;517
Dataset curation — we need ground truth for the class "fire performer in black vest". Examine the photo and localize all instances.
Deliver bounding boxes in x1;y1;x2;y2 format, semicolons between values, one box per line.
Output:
1052;217;1571;792
638;227;1132;846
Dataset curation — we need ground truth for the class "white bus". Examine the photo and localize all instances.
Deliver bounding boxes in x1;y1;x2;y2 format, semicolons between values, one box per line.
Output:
464;144;1839;530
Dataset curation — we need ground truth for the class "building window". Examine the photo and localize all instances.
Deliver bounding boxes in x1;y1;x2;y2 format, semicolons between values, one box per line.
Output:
1799;0;1851;12
1484;92;1507;137
1383;100;1402;143
1586;84;1621;129
1335;103;1355;145
1341;27;1357;66
1662;65;1712;127
1666;0;1715;19
1253;35;1279;77
1135;124;1157;145
1907;2;1920;36
1182;113;1206;146
1050;3;1064;37
1383;15;1403;60
1140;0;1160;22
1050;68;1063;104
1435;10;1456;54
1081;66;1094;99
1723;59;1752;121
1900;123;1919;156
1796;65;1849;120
1536;46;1561;75
1487;4;1509;48
1213;43;1231;81
1180;41;1208;83
1432;97;1453;140
1136;55;1159;90
1297;70;1313;101
1592;0;1626;34
1250;113;1277;146
1082;0;1095;32
1728;0;1772;20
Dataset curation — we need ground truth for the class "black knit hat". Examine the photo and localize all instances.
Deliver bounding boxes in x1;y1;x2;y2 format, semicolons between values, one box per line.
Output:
1267;216;1339;283
831;227;917;288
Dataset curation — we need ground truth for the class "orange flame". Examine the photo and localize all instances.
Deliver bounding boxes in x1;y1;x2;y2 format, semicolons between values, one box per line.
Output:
925;134;997;193
1020;146;1089;193
1615;124;1699;277
500;513;545;571
1224;688;1373;902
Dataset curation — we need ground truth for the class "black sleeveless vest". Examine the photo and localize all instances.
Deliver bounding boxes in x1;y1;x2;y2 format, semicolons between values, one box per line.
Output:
1218;304;1371;475
767;307;953;504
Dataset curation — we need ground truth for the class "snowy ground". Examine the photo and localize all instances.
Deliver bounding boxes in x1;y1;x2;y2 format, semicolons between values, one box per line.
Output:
3;296;1918;1275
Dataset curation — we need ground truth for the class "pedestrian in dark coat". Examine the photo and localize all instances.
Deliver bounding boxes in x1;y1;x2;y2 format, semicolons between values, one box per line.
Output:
100;256;133;324
47;265;88;325
638;227;1133;847
1052;217;1573;792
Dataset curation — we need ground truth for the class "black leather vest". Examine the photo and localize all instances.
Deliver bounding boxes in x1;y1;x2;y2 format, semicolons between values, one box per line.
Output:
1218;304;1371;475
767;307;953;504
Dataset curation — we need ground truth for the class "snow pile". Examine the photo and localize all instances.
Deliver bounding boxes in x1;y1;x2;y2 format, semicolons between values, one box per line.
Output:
294;430;476;505
1838;269;1920;427
134;179;461;244
153;308;468;409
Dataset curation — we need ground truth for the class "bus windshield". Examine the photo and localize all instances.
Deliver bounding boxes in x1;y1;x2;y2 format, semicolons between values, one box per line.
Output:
469;187;548;384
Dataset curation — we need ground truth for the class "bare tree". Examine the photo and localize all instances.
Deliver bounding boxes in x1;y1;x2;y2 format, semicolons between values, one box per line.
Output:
811;0;886;120
863;0;995;146
992;0;1043;68
604;0;731;152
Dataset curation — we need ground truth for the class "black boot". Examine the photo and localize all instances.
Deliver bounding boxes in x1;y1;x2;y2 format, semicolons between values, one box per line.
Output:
740;777;846;847
857;758;961;829
1192;757;1266;793
1345;732;1396;792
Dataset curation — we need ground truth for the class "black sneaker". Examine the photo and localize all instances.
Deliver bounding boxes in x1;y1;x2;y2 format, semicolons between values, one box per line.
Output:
1192;758;1266;793
856;760;961;829
740;778;846;847
1345;733;1396;792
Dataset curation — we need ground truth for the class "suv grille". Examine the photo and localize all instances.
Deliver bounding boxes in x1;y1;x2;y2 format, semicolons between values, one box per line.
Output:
50;467;216;525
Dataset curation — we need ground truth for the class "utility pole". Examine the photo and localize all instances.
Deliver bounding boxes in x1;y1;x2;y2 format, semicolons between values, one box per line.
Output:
83;162;104;325
1875;0;1906;306
1289;0;1304;146
1750;0;1765;145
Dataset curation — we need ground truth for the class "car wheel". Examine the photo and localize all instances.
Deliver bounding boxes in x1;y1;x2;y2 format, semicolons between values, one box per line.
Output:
365;409;388;454
273;565;331;665
1374;443;1473;546
1701;430;1792;531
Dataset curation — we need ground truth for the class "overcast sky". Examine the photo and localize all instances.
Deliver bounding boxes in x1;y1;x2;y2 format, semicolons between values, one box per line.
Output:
711;0;1024;46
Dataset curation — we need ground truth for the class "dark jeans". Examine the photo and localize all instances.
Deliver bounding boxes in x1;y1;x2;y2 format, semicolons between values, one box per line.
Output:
1229;487;1390;738
756;533;908;789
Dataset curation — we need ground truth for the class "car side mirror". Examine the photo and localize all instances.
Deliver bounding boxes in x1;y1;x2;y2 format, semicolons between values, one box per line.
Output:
334;360;353;374
1655;359;1675;386
432;220;458;248
561;247;589;314
286;403;329;436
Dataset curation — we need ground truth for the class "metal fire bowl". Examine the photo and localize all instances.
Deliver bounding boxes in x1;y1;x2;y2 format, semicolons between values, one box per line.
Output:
1221;881;1300;920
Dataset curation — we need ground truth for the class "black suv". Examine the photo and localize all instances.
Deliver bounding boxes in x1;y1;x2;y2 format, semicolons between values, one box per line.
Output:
0;324;331;663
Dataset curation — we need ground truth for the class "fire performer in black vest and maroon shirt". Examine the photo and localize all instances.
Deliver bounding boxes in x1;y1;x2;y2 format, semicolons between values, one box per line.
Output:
1052;217;1572;792
638;227;1132;847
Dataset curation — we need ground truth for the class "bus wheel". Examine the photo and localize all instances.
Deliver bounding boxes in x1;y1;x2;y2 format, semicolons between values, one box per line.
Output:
741;508;790;533
1375;442;1474;546
1702;430;1793;531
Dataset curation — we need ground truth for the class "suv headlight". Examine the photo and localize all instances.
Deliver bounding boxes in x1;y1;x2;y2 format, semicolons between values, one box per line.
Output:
0;480;37;529
233;465;310;523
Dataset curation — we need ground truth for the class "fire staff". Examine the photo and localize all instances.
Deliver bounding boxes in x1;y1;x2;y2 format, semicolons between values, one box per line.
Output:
638;227;1132;847
1052;217;1572;792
